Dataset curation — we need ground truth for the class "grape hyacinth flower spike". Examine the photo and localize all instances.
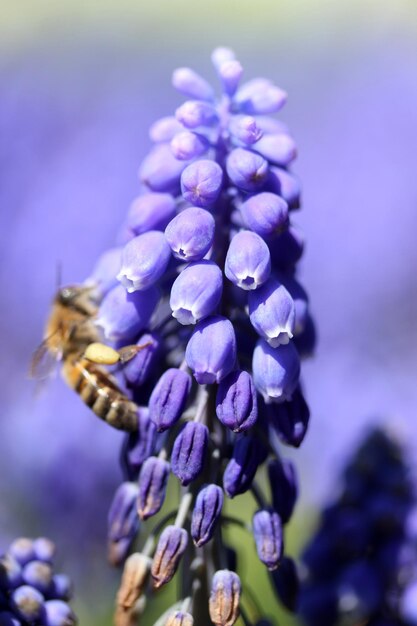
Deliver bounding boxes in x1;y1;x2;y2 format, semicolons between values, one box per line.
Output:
0;537;77;625
58;47;316;625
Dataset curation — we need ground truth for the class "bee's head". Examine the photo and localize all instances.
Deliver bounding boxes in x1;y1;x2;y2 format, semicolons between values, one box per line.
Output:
57;285;82;305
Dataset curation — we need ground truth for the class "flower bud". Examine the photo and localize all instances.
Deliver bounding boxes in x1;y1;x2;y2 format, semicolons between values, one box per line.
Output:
211;47;236;70
172;67;214;101
209;570;241;626
107;482;140;566
140;144;186;195
293;314;317;358
9;538;35;566
116;552;151;609
117;231;171;292
151;526;188;588
0;554;22;589
248;278;295;347
268;386;310;448
85;247;122;297
22;560;52;594
149;368;192;432
268;225;304;270
43;600;76;626
225;231;270;290
126;193;176;235
218;60;243;96
123;408;157;479
191;484;224;547
270;557;299;612
253;133;297;167
149;116;183;143
226;148;268;192
252;510;283;570
268;458;298;524
171;131;209;161
266;167;301;210
223;435;267;498
33;537;56;564
171;422;209;486
181;160;223;208
165;207;215;262
235;78;287;115
10;586;44;623
176;101;218;129
50;574;72;601
229;115;263;145
165;611;194;626
252;339;300;403
137;456;170;520
216;370;257;433
185;316;237;384
170;261;223;325
96;283;159;342
123;333;161;388
240;192;289;238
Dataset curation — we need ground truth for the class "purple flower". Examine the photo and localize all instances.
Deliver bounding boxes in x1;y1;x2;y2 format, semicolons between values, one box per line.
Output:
240;192;289;238
216;370;258;433
126;193;176;235
137;456;170;520
123;333;161;388
226;148;268;192
234;78;287;114
122;408;157;479
209;570;241;626
225;231;271;290
151;526;188;588
171;421;209;486
117;231;172;291
149;116;183;143
10;585;44;622
223;435;267;498
43;600;76;626
107;482;140;566
165;207;215;261
253;510;284;570
170;260;223;324
268;459;298;524
252;339;300;402
253;133;297;167
22;560;52;594
85;246;122;297
148;368;192;432
191;484;224;547
268;386;310;448
248;277;296;346
181;160;223;207
176;101;218;129
139;143;186;194
172;67;214;101
186;316;237;384
165;611;194;626
171;131;209;161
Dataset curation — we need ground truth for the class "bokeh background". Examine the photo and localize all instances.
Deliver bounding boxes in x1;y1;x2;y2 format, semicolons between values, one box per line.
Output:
1;0;417;622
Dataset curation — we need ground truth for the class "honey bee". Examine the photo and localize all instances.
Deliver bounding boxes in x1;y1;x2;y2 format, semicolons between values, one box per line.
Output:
31;284;144;432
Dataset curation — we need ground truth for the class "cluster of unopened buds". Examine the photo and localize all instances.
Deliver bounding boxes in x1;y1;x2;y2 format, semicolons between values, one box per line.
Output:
0;537;76;626
77;47;315;625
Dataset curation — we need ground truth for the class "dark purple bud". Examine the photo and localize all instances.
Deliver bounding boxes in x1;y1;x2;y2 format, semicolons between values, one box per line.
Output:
217;60;243;96
186;316;237;384
171;422;209;486
229;115;263;145
149;368;192;432
137;456;170;520
126;193;176;235
268;386;310;448
0;554;22;589
170;261;223;325
123;333;161;388
240;192;289;238
172;67;214;101
151;526;188;588
10;585;44;623
96;283;159;342
171;131;209;161
266;167;301;210
252;339;300;403
33;537;55;564
107;482;140;566
268;459;298;524
235;78;287;115
181;160;223;208
139;144;186;195
123;408;157;479
293;313;317;358
270;557;299;612
117;231;171;292
216;370;257;433
165;207;215;262
248;277;295;347
176;101;218;129
225;231;270;290
22;561;52;595
149;116;183;143
253;510;283;570
209;570;241;626
253;133;297;167
85;247;122;297
0;613;20;626
8;538;34;566
268;225;304;270
191;484;224;547
50;574;73;601
223;436;267;498
226;148;268;192
43;600;76;626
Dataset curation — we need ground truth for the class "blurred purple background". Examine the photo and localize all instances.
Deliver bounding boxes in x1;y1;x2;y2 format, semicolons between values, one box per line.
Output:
1;0;417;619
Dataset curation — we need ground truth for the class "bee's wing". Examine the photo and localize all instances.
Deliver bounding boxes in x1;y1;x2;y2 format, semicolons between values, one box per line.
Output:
29;337;62;380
